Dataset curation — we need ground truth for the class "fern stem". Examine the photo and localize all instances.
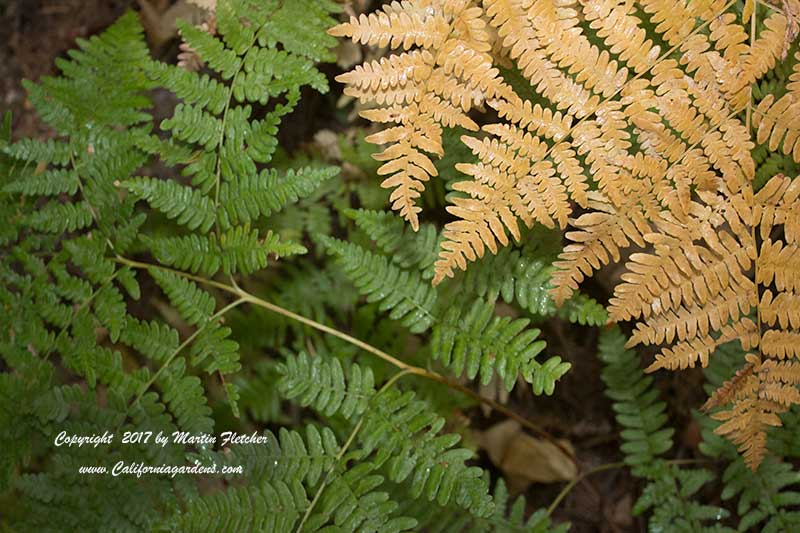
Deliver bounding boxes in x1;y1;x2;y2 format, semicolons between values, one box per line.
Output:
211;1;284;233
546;461;625;516
545;458;713;517
129;297;246;409
113;256;578;465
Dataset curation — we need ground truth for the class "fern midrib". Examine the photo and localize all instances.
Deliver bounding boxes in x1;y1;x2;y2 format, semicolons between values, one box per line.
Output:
749;2;768;404
42;267;120;363
212;2;285;234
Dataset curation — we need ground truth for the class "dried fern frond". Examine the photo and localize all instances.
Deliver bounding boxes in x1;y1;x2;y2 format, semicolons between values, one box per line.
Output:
754;51;800;162
330;0;516;230
614;173;800;470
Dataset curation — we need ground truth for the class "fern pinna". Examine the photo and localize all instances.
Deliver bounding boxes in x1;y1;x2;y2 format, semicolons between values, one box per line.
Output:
332;0;800;468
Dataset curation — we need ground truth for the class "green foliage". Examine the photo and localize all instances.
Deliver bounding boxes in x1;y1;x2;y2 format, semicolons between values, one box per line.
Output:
176;479;309;533
457;228;607;326
346;208;441;277
399;477;569;532
599;327;731;531
218;166;339;229
278;351;375;419
149;268;216;327
324;223;570;396
123;176;217;232
144;227;305;276
431;300;564;393
356;387;493;516
10;0;777;530
321;236;439;333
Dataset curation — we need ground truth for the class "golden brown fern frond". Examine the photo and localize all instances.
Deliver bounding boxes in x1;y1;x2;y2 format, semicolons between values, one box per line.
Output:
330;0;514;230
434;0;779;291
754;51;800;162
620;173;800;469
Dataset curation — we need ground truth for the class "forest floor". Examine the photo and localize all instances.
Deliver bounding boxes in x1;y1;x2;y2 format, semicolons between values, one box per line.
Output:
0;1;716;531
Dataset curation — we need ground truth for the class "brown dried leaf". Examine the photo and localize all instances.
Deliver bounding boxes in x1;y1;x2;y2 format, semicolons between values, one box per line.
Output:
480;420;577;487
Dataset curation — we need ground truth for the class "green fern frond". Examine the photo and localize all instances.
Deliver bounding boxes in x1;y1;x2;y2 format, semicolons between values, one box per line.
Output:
346;209;440;276
4;138;72;166
600;327;730;530
258;0;341;62
120;317;179;363
148;268;215;327
146;61;228;115
22;201;93;233
157;357;213;434
431;299;564;393
277;351;375;419
599;327;674;473
236;47;327;101
144;226;305;276
320;236;437;333
3;169;79;196
63;237;115;284
92;284;126;343
399;477;569;532
176;478;307;533
161;103;223;150
304;462;417;533
218;425;339;487
555;294;607;326
218;166;338;229
459;240;607;325
189;322;241;374
115;266;140;300
49;262;93;302
23;11;152;131
179;20;240;77
122;177;216;233
357;387;493;516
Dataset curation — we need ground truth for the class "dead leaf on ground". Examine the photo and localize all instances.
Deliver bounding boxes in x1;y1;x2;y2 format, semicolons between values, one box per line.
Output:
480;419;577;491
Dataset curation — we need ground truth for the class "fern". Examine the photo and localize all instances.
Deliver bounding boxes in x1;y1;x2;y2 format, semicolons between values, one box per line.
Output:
398;477;569;532
324;231;570;394
175;476;310;532
331;0;800;470
149;268;216;327
346;208;441;276
320;236;438;333
122;176;217;232
698;342;800;532
217;166;339;229
432;299;563;392
600;327;731;531
144;227;305;276
356;386;493;515
8;0;800;529
278;351;375;419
